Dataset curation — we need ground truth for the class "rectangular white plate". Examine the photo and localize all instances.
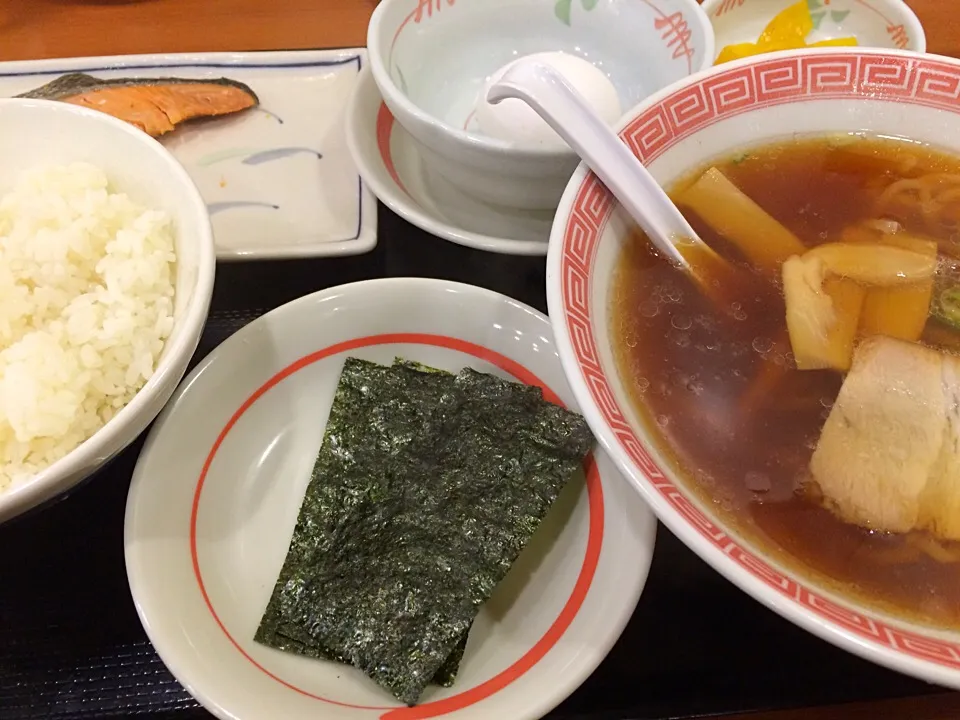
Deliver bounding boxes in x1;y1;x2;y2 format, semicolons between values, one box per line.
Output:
0;49;377;261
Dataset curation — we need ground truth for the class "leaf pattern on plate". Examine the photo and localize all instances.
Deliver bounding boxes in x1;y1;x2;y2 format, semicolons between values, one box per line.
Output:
197;147;260;166
241;147;322;165
198;146;322;167
207;201;280;215
253;106;284;124
555;0;599;26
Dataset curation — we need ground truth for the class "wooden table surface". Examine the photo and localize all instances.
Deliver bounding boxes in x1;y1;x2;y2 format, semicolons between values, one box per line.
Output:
1;1;959;719
3;0;955;61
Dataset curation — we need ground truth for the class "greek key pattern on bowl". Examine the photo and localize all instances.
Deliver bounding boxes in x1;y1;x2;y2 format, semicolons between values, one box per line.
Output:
562;51;960;669
617;53;960;165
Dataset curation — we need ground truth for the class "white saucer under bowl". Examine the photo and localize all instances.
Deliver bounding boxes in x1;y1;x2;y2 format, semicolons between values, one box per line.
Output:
124;277;656;720
346;67;553;256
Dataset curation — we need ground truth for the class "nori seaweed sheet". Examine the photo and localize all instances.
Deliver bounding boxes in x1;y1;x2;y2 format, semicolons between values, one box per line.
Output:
260;620;468;687
256;358;467;686
256;357;594;705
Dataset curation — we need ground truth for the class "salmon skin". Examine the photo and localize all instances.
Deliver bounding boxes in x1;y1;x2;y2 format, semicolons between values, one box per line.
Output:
17;73;259;137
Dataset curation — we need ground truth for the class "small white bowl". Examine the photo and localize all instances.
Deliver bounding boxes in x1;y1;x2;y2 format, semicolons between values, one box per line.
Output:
124;277;657;720
0;98;215;524
367;0;714;212
346;64;554;255
701;0;925;57
548;48;960;689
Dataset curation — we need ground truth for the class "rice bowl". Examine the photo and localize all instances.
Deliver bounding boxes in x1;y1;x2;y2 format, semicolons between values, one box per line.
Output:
0;98;214;524
0;162;177;489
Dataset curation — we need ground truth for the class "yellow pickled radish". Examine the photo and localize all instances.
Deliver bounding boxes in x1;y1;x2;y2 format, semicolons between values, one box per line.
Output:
713;0;859;66
715;42;759;65
808;37;859;48
757;0;813;48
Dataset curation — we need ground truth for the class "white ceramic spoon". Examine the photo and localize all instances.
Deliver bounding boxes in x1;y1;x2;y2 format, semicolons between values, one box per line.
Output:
487;58;709;272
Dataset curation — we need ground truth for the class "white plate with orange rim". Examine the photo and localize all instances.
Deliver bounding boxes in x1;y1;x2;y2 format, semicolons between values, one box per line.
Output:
123;277;656;720
346;67;553;256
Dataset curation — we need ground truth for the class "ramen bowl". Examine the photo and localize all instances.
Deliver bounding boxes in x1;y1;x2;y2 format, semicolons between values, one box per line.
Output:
547;47;960;689
367;0;714;211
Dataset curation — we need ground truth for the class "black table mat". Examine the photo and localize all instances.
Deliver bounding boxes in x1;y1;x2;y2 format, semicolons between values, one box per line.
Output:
0;208;944;719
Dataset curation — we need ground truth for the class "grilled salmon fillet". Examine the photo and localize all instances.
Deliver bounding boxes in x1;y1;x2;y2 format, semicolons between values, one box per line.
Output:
18;73;259;137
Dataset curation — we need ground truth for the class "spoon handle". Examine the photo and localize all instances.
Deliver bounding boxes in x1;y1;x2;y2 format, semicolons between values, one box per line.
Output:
487;59;695;269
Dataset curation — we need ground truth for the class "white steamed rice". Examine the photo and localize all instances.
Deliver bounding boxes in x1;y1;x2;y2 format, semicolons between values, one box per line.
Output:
0;162;176;491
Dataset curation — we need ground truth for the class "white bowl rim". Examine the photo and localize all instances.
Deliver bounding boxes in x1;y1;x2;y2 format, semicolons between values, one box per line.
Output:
699;0;927;54
547;45;960;689
366;0;716;159
0;97;216;518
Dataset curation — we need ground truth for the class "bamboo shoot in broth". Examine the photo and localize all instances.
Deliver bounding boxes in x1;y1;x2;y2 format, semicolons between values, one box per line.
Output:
611;135;960;626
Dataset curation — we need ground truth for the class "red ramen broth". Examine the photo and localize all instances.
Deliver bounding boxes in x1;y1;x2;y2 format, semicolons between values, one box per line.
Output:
611;134;960;626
